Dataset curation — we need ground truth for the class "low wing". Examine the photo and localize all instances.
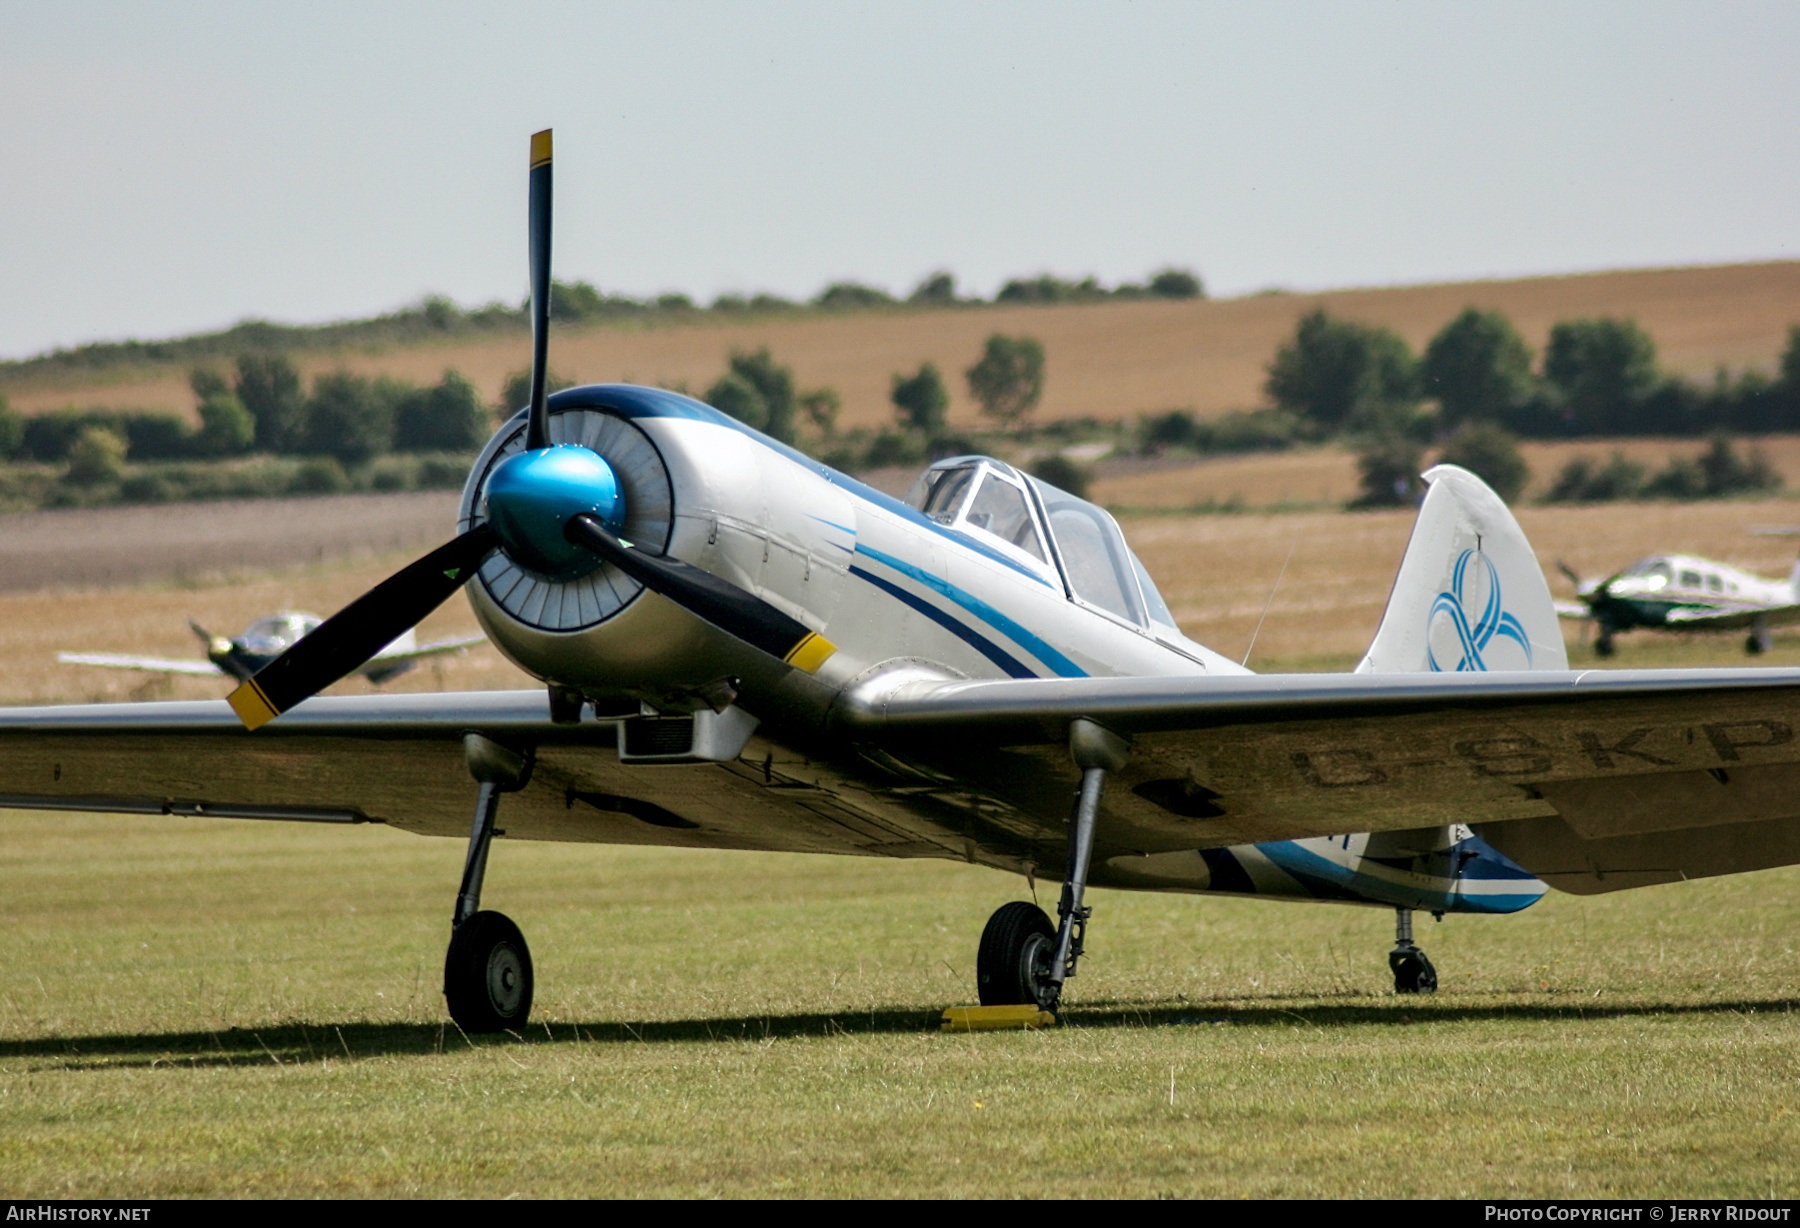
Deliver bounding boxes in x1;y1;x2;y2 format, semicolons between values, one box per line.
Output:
0;691;965;862
1553;601;1590;620
56;652;224;678
370;633;487;661
10;667;1800;899
1663;603;1800;632
839;668;1800;895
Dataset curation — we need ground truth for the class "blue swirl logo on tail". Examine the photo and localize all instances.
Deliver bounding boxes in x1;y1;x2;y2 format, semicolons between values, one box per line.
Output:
1428;549;1532;671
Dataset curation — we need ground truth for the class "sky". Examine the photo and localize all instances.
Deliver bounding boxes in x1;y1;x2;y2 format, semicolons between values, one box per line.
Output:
2;0;1797;359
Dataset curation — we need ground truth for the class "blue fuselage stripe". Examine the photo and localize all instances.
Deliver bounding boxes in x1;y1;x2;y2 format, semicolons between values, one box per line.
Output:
849;566;1036;678
853;544;1087;678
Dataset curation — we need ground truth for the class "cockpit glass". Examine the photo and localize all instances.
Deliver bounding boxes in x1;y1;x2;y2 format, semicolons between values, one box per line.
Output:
243;614;318;651
1130;551;1179;631
910;467;977;523
1030;477;1144;624
963;473;1047;562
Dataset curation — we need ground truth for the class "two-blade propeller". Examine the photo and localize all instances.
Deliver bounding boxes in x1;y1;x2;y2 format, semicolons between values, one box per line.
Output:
227;130;835;731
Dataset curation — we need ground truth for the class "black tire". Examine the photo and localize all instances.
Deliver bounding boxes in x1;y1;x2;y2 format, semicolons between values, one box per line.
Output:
1390;945;1438;994
976;901;1056;1006
1594;634;1615;658
1746;634;1766;656
444;910;533;1032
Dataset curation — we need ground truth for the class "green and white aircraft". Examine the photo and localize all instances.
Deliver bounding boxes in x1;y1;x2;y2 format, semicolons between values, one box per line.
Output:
1557;543;1800;656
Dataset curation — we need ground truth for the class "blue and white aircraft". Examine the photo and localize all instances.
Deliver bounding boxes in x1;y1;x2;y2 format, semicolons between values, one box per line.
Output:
5;131;1800;1031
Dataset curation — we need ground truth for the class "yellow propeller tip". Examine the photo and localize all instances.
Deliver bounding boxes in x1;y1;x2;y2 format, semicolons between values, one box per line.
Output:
530;129;552;168
228;680;279;731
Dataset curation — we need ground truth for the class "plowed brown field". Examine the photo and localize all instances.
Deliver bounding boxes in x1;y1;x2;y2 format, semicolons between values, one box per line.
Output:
10;261;1800;433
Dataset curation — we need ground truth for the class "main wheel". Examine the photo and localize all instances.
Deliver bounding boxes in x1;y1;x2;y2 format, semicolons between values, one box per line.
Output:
444;910;534;1032
976;901;1056;1006
1389;945;1438;994
1746;633;1766;655
1594;634;1615;658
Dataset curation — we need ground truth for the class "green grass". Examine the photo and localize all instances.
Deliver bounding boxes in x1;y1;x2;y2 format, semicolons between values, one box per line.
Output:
2;811;1797;1197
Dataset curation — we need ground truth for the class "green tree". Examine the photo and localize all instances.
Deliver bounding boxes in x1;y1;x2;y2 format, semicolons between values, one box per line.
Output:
1148;268;1204;299
721;348;798;442
1545;452;1646;503
499;368;576;414
548;280;605;322
195;392;256;457
0;396;22;459
1436;421;1530;503
966;334;1045;427
301;371;397;465
909;272;957;305
1543;318;1658;434
1350;435;1425;508
190;367;230;402
395;370;491;452
1421;308;1534;427
1266;309;1417;434
799;387;842;438
704;372;768;431
814;282;894;310
1030;454;1090;499
235;354;306;452
65;426;127;486
891;363;949;433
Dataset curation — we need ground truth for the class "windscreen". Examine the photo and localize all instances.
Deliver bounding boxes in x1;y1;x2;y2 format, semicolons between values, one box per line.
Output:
964;473;1047;562
1030;477;1143;624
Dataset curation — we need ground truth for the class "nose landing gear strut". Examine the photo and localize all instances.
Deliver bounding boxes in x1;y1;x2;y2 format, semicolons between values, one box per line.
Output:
975;719;1129;1015
444;734;535;1032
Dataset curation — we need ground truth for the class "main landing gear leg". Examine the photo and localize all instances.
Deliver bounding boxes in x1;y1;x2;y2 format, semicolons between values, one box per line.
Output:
1388;907;1437;994
444;734;534;1033
976;719;1129;1015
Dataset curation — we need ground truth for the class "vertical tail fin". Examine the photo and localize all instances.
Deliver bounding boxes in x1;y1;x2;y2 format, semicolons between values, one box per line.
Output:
1356;465;1566;674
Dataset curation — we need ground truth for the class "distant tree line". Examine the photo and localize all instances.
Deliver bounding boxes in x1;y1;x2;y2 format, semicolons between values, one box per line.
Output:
2;266;1201;382
0;355;494;471
689;328;1054;475
1139;307;1800;507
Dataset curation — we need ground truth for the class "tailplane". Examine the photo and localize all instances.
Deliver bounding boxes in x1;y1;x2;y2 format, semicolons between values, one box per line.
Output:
1356;465;1566;674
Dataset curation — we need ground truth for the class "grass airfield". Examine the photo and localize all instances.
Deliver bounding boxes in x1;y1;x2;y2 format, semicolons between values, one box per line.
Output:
3;811;1797;1198
2;495;1800;1196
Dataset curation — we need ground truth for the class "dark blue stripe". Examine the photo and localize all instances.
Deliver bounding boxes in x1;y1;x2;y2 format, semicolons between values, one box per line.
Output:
848;566;1036;679
854;544;1086;678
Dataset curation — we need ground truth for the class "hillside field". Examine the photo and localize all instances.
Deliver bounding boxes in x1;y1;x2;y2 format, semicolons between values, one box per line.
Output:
6;261;1799;435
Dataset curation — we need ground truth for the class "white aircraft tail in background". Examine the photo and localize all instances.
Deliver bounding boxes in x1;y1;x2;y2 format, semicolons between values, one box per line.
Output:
1358;464;1567;675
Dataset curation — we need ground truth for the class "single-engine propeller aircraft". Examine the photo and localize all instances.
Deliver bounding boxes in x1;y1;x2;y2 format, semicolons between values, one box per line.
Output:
7;131;1800;1032
58;613;483;685
1557;540;1800;656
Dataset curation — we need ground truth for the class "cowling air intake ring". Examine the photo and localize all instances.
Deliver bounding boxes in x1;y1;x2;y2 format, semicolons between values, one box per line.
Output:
459;398;674;633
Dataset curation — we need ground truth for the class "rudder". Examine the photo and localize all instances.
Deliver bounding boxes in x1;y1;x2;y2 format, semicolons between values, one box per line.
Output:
1356;464;1566;674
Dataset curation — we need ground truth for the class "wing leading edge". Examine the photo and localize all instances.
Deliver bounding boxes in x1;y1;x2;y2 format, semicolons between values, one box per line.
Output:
836;667;1800;893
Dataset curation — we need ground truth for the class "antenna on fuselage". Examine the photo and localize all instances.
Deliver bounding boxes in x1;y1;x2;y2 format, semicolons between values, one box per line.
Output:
1241;541;1296;668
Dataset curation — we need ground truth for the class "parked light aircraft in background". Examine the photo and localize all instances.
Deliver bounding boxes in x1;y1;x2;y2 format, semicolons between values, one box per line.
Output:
5;131;1800;1033
58;613;483;686
1557;539;1800;656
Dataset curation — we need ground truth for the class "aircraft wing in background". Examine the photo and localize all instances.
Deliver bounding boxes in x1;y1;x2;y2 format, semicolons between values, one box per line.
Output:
373;633;487;661
55;652;225;677
1663;603;1800;632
